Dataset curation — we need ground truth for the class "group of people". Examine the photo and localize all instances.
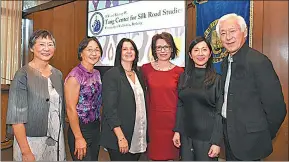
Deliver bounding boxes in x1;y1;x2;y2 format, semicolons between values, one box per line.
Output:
6;13;286;161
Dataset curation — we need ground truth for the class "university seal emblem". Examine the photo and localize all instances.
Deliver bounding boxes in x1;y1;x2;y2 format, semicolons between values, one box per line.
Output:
204;19;228;63
89;12;104;36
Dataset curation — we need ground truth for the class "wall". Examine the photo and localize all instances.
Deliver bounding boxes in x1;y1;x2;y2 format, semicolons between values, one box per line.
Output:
256;1;288;160
186;1;196;49
25;0;87;79
23;0;288;160
1;85;9;142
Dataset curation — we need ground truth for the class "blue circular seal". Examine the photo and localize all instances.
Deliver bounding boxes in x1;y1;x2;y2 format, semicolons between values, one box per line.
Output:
204;19;228;63
89;12;104;36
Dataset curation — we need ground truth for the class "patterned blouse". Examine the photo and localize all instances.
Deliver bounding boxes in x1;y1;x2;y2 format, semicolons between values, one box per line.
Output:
65;64;102;124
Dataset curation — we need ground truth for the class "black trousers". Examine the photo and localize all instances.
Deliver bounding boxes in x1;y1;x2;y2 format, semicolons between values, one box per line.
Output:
107;148;141;161
180;135;218;161
222;118;260;161
68;120;100;161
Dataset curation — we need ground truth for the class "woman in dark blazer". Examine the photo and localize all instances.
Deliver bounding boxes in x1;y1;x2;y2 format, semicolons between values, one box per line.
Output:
100;38;148;161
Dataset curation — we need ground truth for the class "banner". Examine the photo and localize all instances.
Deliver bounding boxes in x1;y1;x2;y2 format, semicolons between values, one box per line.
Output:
89;0;135;11
195;0;253;74
88;1;185;37
87;1;186;67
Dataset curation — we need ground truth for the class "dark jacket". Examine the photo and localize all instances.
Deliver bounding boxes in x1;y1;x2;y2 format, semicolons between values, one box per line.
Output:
220;43;287;160
99;65;148;150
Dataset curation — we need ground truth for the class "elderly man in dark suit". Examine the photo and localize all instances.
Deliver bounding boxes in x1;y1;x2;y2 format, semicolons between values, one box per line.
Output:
216;13;287;161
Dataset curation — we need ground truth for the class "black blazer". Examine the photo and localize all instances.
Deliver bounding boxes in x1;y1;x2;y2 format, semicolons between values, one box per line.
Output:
99;65;148;150
220;44;287;160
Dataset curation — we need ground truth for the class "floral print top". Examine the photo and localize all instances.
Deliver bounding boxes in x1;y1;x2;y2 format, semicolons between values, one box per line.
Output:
65;64;102;124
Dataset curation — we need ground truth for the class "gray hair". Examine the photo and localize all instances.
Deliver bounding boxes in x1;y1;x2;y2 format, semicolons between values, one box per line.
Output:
216;13;247;38
28;29;56;49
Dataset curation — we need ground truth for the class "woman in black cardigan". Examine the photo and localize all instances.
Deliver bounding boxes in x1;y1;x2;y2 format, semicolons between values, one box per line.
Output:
173;36;223;161
100;38;148;161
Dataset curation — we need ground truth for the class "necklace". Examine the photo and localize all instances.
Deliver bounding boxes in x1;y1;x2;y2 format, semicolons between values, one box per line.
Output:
124;69;134;77
155;61;172;71
30;62;52;76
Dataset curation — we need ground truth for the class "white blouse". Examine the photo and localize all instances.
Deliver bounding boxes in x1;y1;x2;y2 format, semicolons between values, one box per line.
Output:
127;73;147;154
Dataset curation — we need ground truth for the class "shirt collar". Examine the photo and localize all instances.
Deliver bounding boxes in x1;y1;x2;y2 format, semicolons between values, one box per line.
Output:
228;43;249;63
228;55;234;63
78;63;94;74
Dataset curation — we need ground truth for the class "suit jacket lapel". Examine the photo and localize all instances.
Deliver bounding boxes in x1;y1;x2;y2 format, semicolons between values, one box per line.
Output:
118;66;135;98
221;57;228;91
50;68;63;97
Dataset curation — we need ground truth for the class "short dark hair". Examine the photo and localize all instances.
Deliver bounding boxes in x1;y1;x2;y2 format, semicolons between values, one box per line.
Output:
151;32;179;61
77;36;103;61
28;29;56;49
114;38;139;71
182;36;216;88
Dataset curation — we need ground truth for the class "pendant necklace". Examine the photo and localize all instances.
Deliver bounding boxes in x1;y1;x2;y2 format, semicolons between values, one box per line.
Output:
124;69;134;77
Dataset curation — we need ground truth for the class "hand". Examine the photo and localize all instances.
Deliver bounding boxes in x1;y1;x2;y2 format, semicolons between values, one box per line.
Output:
74;137;87;160
208;144;220;158
117;137;129;154
22;151;35;161
172;132;181;148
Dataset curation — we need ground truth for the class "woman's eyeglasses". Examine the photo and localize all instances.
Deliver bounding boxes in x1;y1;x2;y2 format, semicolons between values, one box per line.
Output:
86;49;100;53
156;45;171;52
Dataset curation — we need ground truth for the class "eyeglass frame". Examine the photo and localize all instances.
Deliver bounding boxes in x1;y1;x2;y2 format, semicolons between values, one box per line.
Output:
85;48;101;54
155;45;171;52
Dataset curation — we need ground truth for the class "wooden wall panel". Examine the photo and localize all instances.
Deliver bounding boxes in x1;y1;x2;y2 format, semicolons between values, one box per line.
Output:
71;0;87;73
26;13;34;21
252;1;264;53
1;85;13;149
52;3;75;79
33;9;53;32
23;0;86;79
28;9;54;63
1;86;9;142
186;4;196;50
262;1;288;160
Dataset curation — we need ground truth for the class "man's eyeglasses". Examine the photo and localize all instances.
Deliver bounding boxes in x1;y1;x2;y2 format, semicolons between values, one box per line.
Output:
156;45;171;52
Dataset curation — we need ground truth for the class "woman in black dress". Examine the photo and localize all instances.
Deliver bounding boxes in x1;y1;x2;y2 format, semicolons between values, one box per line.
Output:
173;36;223;161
